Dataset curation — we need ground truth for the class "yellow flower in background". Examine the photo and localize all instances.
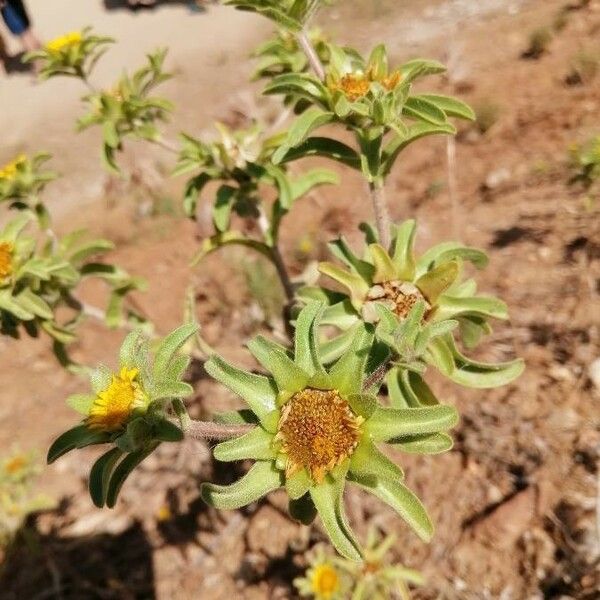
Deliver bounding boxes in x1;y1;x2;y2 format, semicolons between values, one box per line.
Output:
0;154;26;181
0;242;14;283
310;563;341;600
87;367;147;432
46;31;82;53
3;454;28;476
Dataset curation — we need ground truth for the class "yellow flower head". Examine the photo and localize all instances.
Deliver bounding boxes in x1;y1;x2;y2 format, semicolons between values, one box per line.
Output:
329;69;403;101
87;367;147;432
3;454;28;476
46;31;83;53
311;563;341;599
275;388;363;483
0;154;26;181
0;241;14;283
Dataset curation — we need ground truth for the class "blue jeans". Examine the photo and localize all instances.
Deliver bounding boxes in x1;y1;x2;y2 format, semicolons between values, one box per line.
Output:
1;0;31;36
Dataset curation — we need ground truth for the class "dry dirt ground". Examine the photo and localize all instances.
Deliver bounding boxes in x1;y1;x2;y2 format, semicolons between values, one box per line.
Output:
1;0;600;598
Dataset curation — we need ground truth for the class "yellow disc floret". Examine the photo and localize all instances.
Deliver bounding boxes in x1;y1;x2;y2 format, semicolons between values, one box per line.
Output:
0;154;26;181
0;242;14;283
46;31;82;53
311;563;340;599
87;367;147;432
329;68;402;101
276;388;362;483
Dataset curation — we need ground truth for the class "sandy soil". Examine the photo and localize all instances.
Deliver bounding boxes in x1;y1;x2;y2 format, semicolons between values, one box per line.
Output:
1;0;600;598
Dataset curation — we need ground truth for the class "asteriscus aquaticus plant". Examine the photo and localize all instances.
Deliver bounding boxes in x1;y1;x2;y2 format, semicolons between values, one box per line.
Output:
294;545;350;599
47;325;197;507
201;302;458;560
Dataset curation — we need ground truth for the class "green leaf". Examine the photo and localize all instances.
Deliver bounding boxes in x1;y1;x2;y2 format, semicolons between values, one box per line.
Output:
290;168;339;202
391;220;417;280
329;323;374;395
349;474;433;542
182;173;211;218
201;461;283;509
191;231;272;265
369;244;398;282
319;327;357;364
416;242;488;276
272;108;334;163
276;136;361;170
400;58;446;84
285;468;311;500
152;381;194;400
89;448;123;508
435;295;508;322
418;94;475;121
213;426;275;462
204;355;277;422
213;185;237;232
119;330;145;368
294;302;330;386
318;262;370;307
415;260;459;304
153;323;198;379
106;445;157;508
349;437;404;483
403;96;448;126
247;335;309;394
310;473;362;561
47;425;109;464
390;432;453;454
328;237;375;282
367;405;458;442
13;289;53;319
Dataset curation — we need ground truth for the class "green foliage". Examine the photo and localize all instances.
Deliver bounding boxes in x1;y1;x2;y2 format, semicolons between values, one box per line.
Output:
0;450;54;547
48;325;197;507
0;213;144;361
266;44;473;182
201;303;458;560
225;0;325;32
0;153;56;225
23;27;113;80
77;49;173;174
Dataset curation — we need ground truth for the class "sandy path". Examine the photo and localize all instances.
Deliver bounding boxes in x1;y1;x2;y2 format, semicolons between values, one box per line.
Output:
0;0;269;216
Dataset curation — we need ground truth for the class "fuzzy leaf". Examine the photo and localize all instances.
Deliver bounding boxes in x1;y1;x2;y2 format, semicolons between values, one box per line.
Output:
391;220;417;280
47;425;109;464
294;302;330;386
66;394;95;415
367;405;458;442
89;448;123;508
416;260;459;304
106;445;157;508
204;355;277;422
349;437;404;483
390;432;453;454
310;474;362;561
153;323;198;379
213;426;275;462
201;461;283;509
329;323;374;395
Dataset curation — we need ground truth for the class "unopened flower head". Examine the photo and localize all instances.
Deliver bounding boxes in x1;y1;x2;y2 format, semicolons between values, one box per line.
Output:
86;367;148;432
328;68;402;101
46;31;83;53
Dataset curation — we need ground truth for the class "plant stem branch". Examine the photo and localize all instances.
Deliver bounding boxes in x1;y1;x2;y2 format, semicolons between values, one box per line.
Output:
152;136;179;155
257;210;295;303
446;136;460;238
363;359;391;391
297;30;325;82
369;181;392;250
183;419;253;442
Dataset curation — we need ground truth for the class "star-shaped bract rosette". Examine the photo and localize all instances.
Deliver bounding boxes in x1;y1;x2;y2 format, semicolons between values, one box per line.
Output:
201;302;458;560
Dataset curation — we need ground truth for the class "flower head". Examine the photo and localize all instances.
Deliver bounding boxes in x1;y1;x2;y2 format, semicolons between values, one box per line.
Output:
46;31;82;53
86;367;148;432
201;302;458;560
295;546;348;599
0;155;26;181
328;68;403;101
48;325;198;508
0;241;14;283
308;220;523;390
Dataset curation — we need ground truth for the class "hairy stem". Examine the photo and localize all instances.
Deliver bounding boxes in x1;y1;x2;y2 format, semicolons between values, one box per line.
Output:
257;210;295;303
183;419;254;441
369;181;392;250
297;30;325;82
151;136;179;155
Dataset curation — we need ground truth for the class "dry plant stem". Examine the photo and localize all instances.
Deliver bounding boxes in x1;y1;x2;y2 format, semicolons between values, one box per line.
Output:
446;136;460;238
151;136;179;155
184;419;253;441
297;29;325;81
257;210;295;302
369;181;392;249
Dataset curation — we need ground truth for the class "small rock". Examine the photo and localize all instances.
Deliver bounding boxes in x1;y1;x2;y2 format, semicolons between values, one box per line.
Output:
246;505;300;559
64;511;132;537
588;358;600;390
484;167;511;190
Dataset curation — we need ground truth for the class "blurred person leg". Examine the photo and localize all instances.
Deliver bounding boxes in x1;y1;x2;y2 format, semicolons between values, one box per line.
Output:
0;0;42;52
